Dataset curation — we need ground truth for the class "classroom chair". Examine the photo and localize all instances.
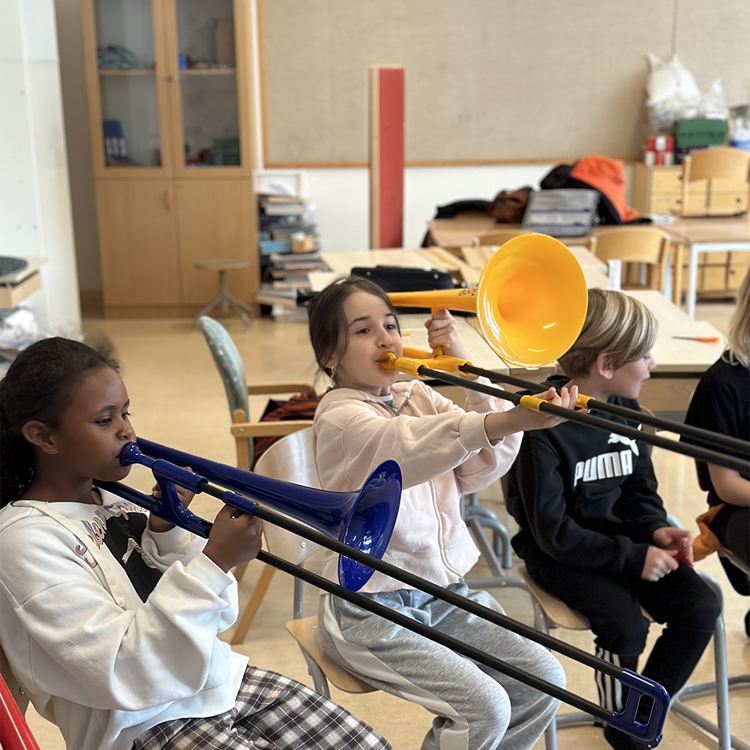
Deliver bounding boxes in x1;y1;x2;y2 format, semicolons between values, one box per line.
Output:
0;647;39;750
589;226;670;293
253;429;525;698
199;315;314;643
252;428;377;698
680;147;750;217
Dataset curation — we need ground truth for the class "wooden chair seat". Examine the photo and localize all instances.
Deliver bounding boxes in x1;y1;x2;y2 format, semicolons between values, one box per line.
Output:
519;568;590;630
285;616;376;694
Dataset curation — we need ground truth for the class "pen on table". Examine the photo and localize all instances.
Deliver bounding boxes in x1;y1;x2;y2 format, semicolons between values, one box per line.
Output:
672;335;721;343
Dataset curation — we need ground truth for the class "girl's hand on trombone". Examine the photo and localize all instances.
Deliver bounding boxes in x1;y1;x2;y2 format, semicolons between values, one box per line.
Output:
514;386;581;432
203;505;263;573
425;309;473;369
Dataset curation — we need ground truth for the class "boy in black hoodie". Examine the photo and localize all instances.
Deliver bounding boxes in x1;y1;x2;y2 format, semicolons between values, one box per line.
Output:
507;289;720;750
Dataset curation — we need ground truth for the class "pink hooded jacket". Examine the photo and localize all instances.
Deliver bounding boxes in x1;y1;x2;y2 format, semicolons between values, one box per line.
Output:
312;378;522;593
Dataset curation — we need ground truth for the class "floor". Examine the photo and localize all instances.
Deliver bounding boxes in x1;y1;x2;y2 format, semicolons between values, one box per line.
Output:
22;299;749;750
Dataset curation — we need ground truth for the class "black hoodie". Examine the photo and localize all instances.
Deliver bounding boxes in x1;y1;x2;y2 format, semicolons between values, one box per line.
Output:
506;375;668;578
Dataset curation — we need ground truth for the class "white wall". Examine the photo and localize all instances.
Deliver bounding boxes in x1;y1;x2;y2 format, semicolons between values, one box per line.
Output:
304;164;557;253
0;0;81;335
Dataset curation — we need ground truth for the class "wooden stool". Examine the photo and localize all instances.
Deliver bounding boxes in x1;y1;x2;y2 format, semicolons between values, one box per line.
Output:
193;259;255;331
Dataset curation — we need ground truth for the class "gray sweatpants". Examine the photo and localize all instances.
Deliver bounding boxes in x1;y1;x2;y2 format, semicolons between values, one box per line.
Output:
319;581;564;750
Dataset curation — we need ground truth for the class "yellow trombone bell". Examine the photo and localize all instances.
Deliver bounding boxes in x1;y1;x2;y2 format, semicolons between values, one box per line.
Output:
387;234;588;369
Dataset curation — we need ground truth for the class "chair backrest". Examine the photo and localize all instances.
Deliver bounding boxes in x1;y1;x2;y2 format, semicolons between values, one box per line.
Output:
590;227;669;291
199;315;250;419
0;646;38;750
682;147;750;185
253;428;322;566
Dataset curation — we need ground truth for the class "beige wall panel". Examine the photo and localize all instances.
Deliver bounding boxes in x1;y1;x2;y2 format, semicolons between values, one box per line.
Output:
673;0;750;109
261;0;677;164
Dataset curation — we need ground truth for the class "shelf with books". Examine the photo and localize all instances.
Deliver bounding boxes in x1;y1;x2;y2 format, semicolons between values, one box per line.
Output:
257;191;324;320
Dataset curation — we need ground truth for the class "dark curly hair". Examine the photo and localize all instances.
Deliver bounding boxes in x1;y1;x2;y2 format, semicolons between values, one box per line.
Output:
0;338;118;507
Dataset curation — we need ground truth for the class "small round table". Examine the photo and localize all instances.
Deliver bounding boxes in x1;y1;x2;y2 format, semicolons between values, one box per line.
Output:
193;259;255;332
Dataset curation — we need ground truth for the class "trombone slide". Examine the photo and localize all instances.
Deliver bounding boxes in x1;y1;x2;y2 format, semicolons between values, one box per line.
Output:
98;439;670;745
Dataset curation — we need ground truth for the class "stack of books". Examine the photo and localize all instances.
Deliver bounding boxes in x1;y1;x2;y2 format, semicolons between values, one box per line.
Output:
258;194;317;255
257;193;324;319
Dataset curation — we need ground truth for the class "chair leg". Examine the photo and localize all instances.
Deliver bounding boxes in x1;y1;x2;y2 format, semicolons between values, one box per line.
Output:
299;649;331;698
670;572;750;750
530;596;598;748
464;517;527;592
464;507;512;567
231;564;276;644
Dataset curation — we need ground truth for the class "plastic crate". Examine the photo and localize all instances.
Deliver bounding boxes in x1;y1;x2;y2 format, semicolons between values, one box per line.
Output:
211;149;241;166
211;138;240;166
673;119;728;148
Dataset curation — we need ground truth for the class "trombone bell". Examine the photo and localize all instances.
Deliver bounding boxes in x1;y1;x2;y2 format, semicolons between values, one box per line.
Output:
387;234;588;369
477;234;588;368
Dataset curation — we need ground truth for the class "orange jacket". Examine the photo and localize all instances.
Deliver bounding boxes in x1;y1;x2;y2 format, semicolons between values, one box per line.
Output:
571;155;641;223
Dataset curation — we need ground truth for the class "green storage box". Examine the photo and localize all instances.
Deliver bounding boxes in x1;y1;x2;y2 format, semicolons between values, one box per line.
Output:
673;119;728;148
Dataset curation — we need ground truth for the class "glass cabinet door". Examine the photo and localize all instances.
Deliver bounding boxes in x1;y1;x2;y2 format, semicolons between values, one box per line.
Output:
168;0;250;174
89;0;170;173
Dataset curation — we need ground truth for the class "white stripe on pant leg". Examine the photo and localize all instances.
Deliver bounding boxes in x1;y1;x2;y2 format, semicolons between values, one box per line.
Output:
595;647;614;712
612;653;622;712
322;596;470;750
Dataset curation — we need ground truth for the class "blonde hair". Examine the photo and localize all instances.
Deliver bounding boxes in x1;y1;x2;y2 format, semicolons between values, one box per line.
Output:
724;267;750;368
558;289;657;378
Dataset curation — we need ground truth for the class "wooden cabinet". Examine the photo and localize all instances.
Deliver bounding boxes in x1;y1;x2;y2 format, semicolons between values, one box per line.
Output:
633;164;749;218
633;164;750;298
81;0;258;317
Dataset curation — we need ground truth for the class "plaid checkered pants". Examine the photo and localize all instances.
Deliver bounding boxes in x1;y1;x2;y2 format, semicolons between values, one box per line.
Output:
132;665;390;750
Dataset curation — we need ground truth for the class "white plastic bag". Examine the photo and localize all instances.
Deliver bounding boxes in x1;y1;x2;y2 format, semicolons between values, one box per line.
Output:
698;78;727;119
645;54;701;131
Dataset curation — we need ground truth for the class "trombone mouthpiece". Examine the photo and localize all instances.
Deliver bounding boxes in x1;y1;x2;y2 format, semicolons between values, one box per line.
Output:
378;352;398;371
119;442;147;467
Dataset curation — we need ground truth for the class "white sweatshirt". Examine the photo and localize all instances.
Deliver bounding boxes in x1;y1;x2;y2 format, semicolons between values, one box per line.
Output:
0;491;247;750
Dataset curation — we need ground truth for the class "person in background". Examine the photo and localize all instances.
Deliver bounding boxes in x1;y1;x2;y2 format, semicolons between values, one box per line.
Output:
506;289;721;750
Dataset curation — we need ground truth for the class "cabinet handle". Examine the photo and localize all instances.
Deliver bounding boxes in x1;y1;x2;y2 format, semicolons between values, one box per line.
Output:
165;190;173;211
168;75;179;82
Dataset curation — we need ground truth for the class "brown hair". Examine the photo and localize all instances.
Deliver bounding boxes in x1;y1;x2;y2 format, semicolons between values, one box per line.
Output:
557;289;657;378
724;267;750;369
308;276;399;378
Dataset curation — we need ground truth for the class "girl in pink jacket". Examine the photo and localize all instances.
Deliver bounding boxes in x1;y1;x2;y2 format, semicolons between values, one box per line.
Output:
307;277;577;750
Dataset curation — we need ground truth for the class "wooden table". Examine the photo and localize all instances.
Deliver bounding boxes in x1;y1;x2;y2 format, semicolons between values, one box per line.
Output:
506;290;724;412
428;214;595;251
660;215;750;318
622;290;724;412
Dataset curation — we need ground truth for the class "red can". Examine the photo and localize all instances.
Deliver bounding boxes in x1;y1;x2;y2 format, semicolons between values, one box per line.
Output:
645;135;656;166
